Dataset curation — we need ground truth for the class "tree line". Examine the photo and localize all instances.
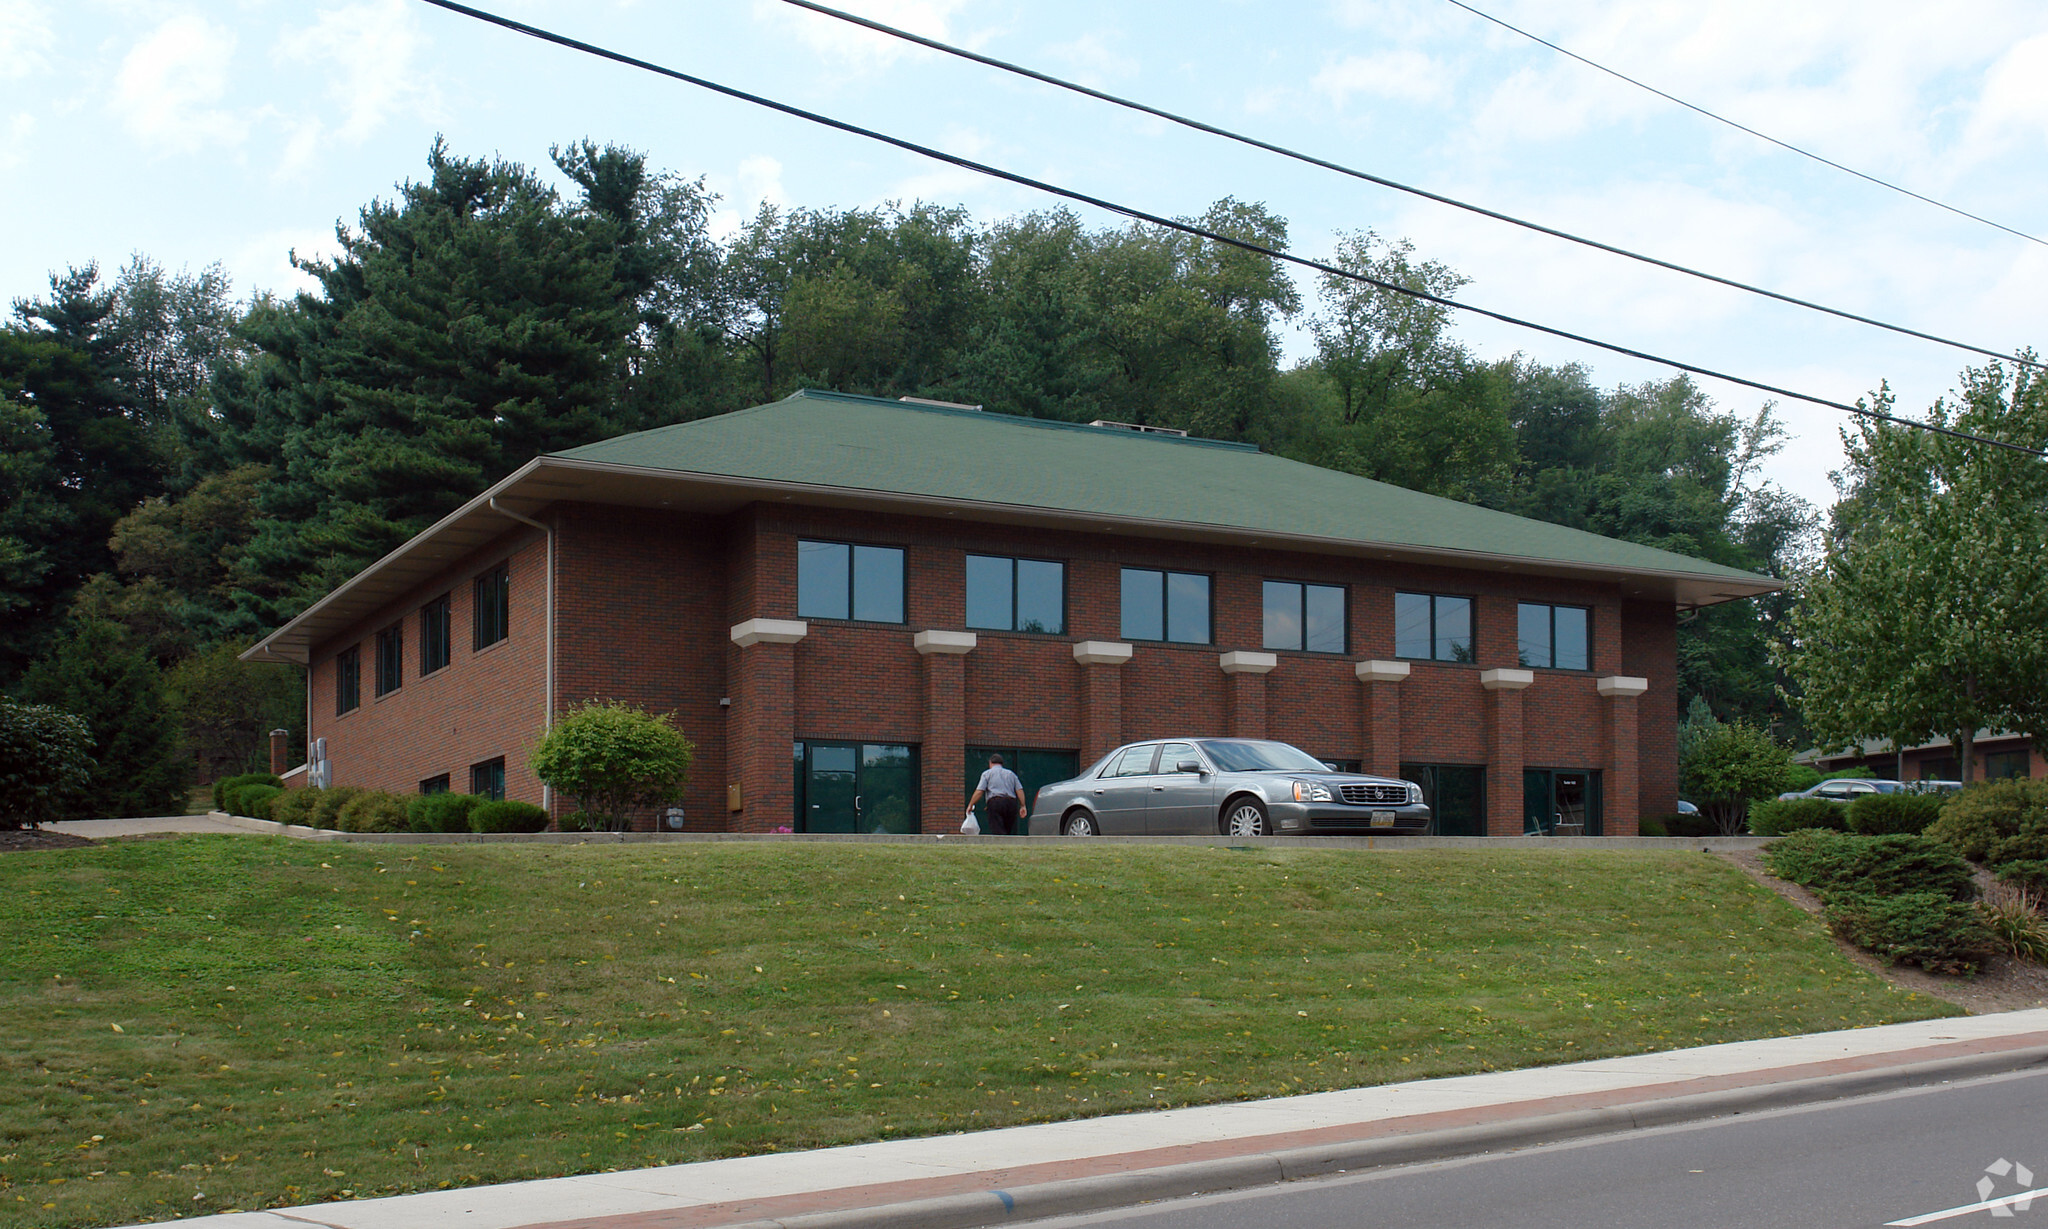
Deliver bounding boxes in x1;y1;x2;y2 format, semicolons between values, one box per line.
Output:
1;137;1824;816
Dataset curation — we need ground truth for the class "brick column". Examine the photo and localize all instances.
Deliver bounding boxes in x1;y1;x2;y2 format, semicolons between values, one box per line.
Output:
915;630;976;833
269;728;290;776
1354;661;1409;776
1482;668;1533;836
1599;675;1649;836
730;619;806;833
1219;651;1276;739
1073;641;1133;764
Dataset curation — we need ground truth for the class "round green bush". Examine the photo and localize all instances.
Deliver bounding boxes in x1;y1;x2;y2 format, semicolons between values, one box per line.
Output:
1927;779;2048;861
1993;859;2048;894
310;785;364;830
1823;891;1996;974
408;792;484;834
1762;830;1976;902
213;772;282;812
336;791;410;833
230;783;283;819
1845;792;1943;836
469;799;551;833
269;787;320;828
1748;797;1849;836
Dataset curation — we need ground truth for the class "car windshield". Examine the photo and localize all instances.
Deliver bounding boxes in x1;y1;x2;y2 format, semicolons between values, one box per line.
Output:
1198;740;1330;773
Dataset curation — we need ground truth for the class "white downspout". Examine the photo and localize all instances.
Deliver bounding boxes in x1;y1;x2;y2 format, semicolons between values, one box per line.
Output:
490;498;555;813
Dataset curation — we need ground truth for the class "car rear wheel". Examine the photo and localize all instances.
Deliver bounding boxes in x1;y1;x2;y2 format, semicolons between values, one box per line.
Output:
1222;798;1270;837
1062;810;1099;837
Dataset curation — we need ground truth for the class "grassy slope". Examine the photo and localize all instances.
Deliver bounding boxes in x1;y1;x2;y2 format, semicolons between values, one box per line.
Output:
0;837;1954;1225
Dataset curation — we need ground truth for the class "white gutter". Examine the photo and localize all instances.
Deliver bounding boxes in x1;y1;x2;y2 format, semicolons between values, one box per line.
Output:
489;498;554;813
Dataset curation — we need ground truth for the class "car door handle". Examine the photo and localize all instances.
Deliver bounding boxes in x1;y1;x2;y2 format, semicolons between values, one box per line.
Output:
1093;788;1105;795
1152;785;1166;791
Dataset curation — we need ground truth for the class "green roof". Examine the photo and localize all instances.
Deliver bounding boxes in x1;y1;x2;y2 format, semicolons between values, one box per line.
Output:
556;390;1773;594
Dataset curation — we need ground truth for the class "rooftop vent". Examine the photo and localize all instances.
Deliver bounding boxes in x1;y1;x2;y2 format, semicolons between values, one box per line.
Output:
1089;419;1189;437
898;396;983;411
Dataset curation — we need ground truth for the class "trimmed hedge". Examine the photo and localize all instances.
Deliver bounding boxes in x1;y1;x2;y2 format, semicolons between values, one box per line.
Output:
1761;829;1976;902
409;792;485;834
1994;859;2048;894
1845;792;1943;836
269;787;321;828
1747;796;1849;836
229;784;282;820
558;809;608;833
1926;779;2048;861
213;772;281;812
1824;891;1996;974
470;799;550;833
310;786;363;831
1639;811;1720;838
336;791;410;833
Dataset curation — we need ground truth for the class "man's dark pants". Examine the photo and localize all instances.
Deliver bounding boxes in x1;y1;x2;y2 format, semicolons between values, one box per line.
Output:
986;795;1020;836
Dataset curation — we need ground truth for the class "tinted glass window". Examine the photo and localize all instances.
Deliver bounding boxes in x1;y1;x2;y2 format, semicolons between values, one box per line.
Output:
375;623;403;696
420;593;451;675
1015;559;1063;633
1394;592;1432;659
1304;584;1346;654
1263;581;1300;650
967;555;1065;633
1109;745;1159;776
798;541;850;619
335;646;360;715
470;757;506;802
1554;605;1589;670
1200;740;1330;773
1517;602;1550;668
852;545;904;622
473;565;509;649
1436;597;1473;662
1518;602;1590;669
1121;569;1163;641
1397;593;1473;662
1159;742;1199;771
964;554;1011;630
419;774;449;795
1166;572;1210;643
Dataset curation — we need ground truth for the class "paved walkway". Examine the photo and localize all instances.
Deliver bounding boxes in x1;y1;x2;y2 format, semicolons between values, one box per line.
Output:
121;1010;2048;1229
46;814;254;838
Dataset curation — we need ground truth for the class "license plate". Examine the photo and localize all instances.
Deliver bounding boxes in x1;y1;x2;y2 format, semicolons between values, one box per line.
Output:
1371;811;1396;827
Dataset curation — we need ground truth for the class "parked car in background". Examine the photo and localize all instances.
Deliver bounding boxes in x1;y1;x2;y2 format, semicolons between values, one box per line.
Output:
1676;799;1700;815
1027;738;1432;837
1776;779;1908;803
1908;780;1964;796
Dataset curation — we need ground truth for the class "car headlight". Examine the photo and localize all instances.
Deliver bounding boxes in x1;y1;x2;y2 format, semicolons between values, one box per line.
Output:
1408;782;1424;804
1292;780;1332;802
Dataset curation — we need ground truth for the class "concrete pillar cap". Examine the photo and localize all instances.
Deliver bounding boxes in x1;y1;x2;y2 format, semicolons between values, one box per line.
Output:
913;629;977;655
1597;675;1650;697
1218;650;1278;675
1072;640;1134;666
731;618;807;647
1355;660;1411;684
1480;667;1535;691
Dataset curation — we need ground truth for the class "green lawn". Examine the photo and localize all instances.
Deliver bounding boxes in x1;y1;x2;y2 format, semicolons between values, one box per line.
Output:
1;836;1955;1226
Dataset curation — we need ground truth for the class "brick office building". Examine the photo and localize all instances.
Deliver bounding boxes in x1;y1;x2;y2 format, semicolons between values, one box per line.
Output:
246;390;1779;836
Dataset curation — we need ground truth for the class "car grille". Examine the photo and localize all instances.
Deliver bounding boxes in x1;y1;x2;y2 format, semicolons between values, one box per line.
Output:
1339;783;1408;806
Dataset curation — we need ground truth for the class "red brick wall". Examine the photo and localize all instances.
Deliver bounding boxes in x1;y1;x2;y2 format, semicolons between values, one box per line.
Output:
1623;601;1680;815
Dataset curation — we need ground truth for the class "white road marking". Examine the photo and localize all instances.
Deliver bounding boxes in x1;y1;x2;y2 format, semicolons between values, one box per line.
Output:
1888;1188;2041;1224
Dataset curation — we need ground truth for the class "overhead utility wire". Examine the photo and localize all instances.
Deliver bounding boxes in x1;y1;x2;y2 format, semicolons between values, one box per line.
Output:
411;0;2046;458
1441;0;2047;249
776;0;2040;374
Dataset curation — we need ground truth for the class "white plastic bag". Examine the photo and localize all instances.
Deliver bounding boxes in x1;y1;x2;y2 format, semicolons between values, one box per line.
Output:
960;809;981;835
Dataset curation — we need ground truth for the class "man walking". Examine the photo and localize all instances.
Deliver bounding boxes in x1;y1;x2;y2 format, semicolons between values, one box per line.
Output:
967;753;1028;836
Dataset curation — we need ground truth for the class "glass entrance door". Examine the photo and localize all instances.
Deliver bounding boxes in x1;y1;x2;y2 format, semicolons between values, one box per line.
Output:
1402;764;1486;836
1524;769;1602;836
801;742;919;834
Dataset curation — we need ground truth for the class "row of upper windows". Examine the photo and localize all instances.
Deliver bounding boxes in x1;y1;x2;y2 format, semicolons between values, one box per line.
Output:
795;539;1594;668
335;565;511;715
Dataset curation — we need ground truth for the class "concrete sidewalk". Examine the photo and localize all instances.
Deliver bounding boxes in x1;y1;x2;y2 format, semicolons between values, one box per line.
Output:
127;1010;2048;1229
46;814;256;839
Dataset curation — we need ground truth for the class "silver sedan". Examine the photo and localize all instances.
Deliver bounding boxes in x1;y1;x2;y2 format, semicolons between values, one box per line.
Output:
1025;738;1432;837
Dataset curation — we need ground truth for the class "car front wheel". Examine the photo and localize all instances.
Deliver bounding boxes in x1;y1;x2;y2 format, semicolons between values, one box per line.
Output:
1063;811;1099;837
1222;798;1270;837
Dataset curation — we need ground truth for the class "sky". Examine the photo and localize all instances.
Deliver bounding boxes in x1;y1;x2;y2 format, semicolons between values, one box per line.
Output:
6;0;2047;512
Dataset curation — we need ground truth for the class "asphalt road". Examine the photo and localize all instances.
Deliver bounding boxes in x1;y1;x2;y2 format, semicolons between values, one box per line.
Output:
1022;1068;2048;1229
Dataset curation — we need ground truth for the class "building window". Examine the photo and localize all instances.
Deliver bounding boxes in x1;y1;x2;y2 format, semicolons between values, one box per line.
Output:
335;646;360;715
1120;568;1210;643
1517;602;1590;670
419;592;451;675
374;622;403;696
965;555;1065;634
1263;581;1346;653
1919;758;1960;781
473;564;510;649
1985;749;2032;780
1395;593;1474;662
797;540;905;623
471;757;506;801
419;774;450;795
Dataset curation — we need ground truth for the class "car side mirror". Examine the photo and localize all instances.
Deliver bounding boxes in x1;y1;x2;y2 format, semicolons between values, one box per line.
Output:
1177;759;1205;774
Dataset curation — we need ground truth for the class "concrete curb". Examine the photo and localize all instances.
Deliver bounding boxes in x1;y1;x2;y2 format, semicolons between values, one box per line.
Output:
720;1046;2048;1229
198;813;1769;850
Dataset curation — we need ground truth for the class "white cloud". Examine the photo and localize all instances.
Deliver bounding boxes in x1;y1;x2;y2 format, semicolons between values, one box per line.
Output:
1313;49;1448;107
110;12;245;153
278;0;440;145
1047;31;1136;88
0;0;53;81
0;112;32;172
709;154;788;239
233;226;342;299
749;0;967;72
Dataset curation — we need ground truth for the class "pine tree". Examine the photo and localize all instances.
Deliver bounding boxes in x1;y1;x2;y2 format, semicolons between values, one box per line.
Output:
12;620;187;818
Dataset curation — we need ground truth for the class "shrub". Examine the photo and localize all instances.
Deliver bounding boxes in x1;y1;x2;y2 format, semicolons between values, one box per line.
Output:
1748;797;1848;836
528;701;695;832
470;799;551;833
1824;891;1996;974
1926;779;2048;861
1985;818;2048;869
336;791;410;833
14;620;187;819
558;809;607;832
1761;830;1976;901
1779;763;1823;795
310;785;363;830
1978;880;2048;964
270;787;321;828
1845;792;1943;836
0;700;93;829
1639;811;1718;838
231;784;282;819
1680;720;1794;835
1993;859;2048;894
213;771;282;813
408;792;484;834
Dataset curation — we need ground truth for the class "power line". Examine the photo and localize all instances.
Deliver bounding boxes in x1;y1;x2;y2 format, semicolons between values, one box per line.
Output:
774;0;2041;375
1441;0;2047;249
410;0;2046;459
